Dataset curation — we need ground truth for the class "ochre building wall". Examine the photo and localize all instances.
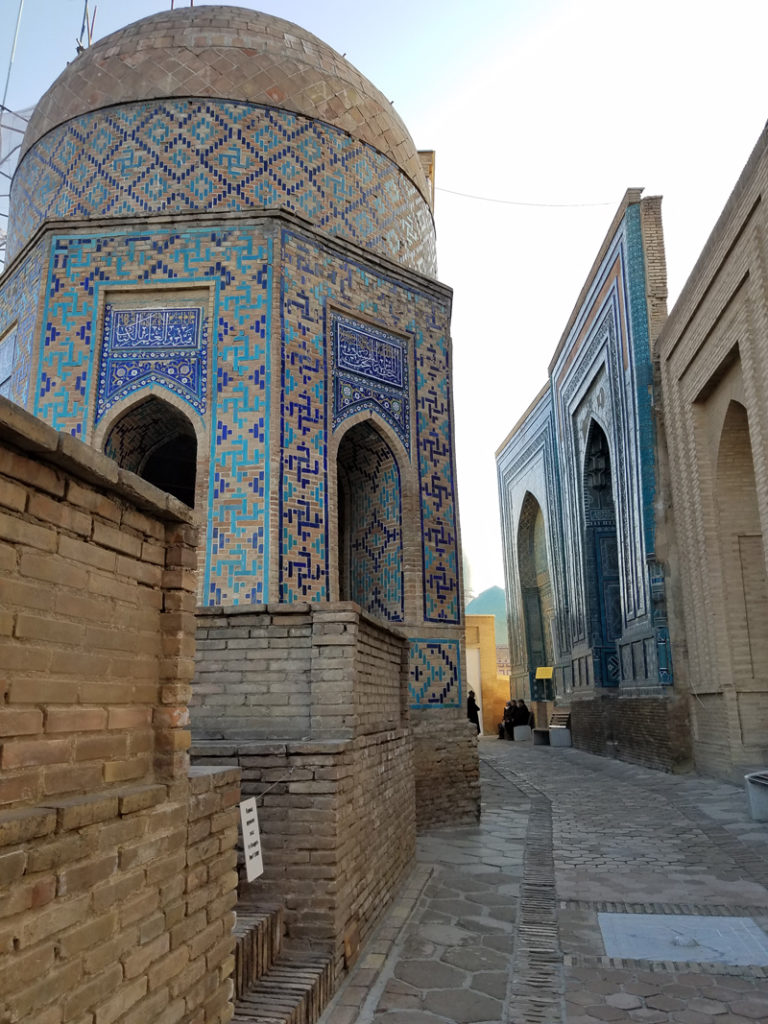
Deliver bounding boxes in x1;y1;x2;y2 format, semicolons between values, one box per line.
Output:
0;399;239;1024
656;125;768;781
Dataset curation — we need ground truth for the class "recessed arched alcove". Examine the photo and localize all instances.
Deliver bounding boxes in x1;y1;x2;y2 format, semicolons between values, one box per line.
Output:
336;420;404;623
583;420;621;685
517;491;554;675
103;396;198;507
715;400;768;681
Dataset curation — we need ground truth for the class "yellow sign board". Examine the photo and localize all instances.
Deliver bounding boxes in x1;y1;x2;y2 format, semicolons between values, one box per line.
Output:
535;666;553;679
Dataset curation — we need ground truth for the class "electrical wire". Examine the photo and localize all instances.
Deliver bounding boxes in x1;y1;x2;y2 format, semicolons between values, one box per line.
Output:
436;186;612;209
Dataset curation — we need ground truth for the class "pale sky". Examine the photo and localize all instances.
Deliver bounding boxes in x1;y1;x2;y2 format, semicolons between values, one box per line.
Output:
3;0;768;595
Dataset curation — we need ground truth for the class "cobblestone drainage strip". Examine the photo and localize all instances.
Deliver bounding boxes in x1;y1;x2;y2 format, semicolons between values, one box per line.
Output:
598;912;768;966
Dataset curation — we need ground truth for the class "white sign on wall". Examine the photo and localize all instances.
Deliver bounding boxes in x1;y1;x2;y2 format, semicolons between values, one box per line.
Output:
239;797;264;882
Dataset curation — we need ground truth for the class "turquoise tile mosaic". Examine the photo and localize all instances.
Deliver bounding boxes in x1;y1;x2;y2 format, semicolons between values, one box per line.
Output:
8;100;436;276
408;638;462;708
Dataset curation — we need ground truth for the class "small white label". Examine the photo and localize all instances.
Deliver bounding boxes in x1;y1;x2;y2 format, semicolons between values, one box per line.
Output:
239;797;264;882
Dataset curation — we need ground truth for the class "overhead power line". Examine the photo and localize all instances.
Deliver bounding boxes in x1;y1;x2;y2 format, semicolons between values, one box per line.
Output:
435;186;612;209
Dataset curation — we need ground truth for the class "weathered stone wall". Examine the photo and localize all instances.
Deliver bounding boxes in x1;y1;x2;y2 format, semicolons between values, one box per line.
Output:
191;603;414;978
570;694;692;772
0;399;239;1024
411;713;481;828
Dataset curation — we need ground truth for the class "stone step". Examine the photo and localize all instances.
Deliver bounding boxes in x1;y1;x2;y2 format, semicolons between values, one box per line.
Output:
233;905;285;999
231;950;335;1024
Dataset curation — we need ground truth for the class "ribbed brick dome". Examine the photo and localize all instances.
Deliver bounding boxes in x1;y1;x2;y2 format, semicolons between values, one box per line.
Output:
21;4;429;201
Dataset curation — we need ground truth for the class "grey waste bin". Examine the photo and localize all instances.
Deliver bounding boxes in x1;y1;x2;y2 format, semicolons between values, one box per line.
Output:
744;771;768;821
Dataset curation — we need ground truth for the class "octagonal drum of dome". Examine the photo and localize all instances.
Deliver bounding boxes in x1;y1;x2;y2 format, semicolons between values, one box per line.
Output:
8;5;436;273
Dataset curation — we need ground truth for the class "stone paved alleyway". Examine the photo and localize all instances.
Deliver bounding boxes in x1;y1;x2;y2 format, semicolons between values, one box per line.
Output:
320;739;768;1024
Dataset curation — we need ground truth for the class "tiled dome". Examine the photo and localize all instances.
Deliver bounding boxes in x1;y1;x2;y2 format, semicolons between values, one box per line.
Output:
21;5;429;202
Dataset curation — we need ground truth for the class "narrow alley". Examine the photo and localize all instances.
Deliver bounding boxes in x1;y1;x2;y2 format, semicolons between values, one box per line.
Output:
322;741;768;1024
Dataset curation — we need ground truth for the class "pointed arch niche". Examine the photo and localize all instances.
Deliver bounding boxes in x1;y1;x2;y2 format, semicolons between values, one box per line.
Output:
336;420;404;623
583;420;621;685
517;492;554;675
716;401;768;683
103;395;198;507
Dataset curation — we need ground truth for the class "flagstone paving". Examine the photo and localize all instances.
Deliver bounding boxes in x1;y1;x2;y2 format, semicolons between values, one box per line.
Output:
320;740;768;1024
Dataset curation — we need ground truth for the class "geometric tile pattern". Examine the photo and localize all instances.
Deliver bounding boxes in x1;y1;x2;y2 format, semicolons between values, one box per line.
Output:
34;226;270;606
279;228;458;622
408;638;462;708
339;421;404;623
0;241;44;408
9;100;436;276
332;311;410;452
96;305;207;422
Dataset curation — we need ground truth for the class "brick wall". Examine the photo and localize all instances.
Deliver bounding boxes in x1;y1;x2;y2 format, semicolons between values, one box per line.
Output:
570;694;692;772
191;603;414;978
192;603;407;742
0;398;239;1024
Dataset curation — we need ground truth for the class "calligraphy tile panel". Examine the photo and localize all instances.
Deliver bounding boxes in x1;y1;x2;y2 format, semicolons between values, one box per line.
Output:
331;311;410;452
97;305;207;421
9;99;436;276
34;226;270;605
408;639;462;709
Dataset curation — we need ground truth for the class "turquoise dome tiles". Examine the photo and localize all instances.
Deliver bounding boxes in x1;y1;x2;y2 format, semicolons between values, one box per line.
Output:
9;100;437;276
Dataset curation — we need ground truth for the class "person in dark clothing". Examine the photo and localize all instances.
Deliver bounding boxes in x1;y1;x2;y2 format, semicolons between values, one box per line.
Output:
517;699;533;728
503;700;516;739
467;690;480;734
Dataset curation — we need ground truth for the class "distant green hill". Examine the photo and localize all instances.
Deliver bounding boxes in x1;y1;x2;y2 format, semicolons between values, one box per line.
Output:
466;586;508;645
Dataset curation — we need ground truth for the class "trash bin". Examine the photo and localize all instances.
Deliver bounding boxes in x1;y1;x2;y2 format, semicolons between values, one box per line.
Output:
513;724;532;742
744;771;768;821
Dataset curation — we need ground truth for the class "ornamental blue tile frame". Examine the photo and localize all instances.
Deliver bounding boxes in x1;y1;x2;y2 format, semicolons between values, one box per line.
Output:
8;100;436;275
32;226;270;606
408;639;462;708
96;305;207;421
331;311;410;452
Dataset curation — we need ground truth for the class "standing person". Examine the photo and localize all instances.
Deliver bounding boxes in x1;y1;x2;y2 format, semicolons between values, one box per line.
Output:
466;689;480;734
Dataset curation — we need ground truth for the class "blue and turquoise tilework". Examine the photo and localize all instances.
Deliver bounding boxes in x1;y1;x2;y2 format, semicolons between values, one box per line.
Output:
279;228;459;620
34;226;270;605
408;638;461;708
9;99;436;275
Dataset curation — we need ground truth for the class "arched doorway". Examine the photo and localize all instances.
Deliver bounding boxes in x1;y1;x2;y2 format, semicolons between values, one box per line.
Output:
716;401;768;681
583;421;620;685
103;396;198;507
517;492;554;680
336;421;404;623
